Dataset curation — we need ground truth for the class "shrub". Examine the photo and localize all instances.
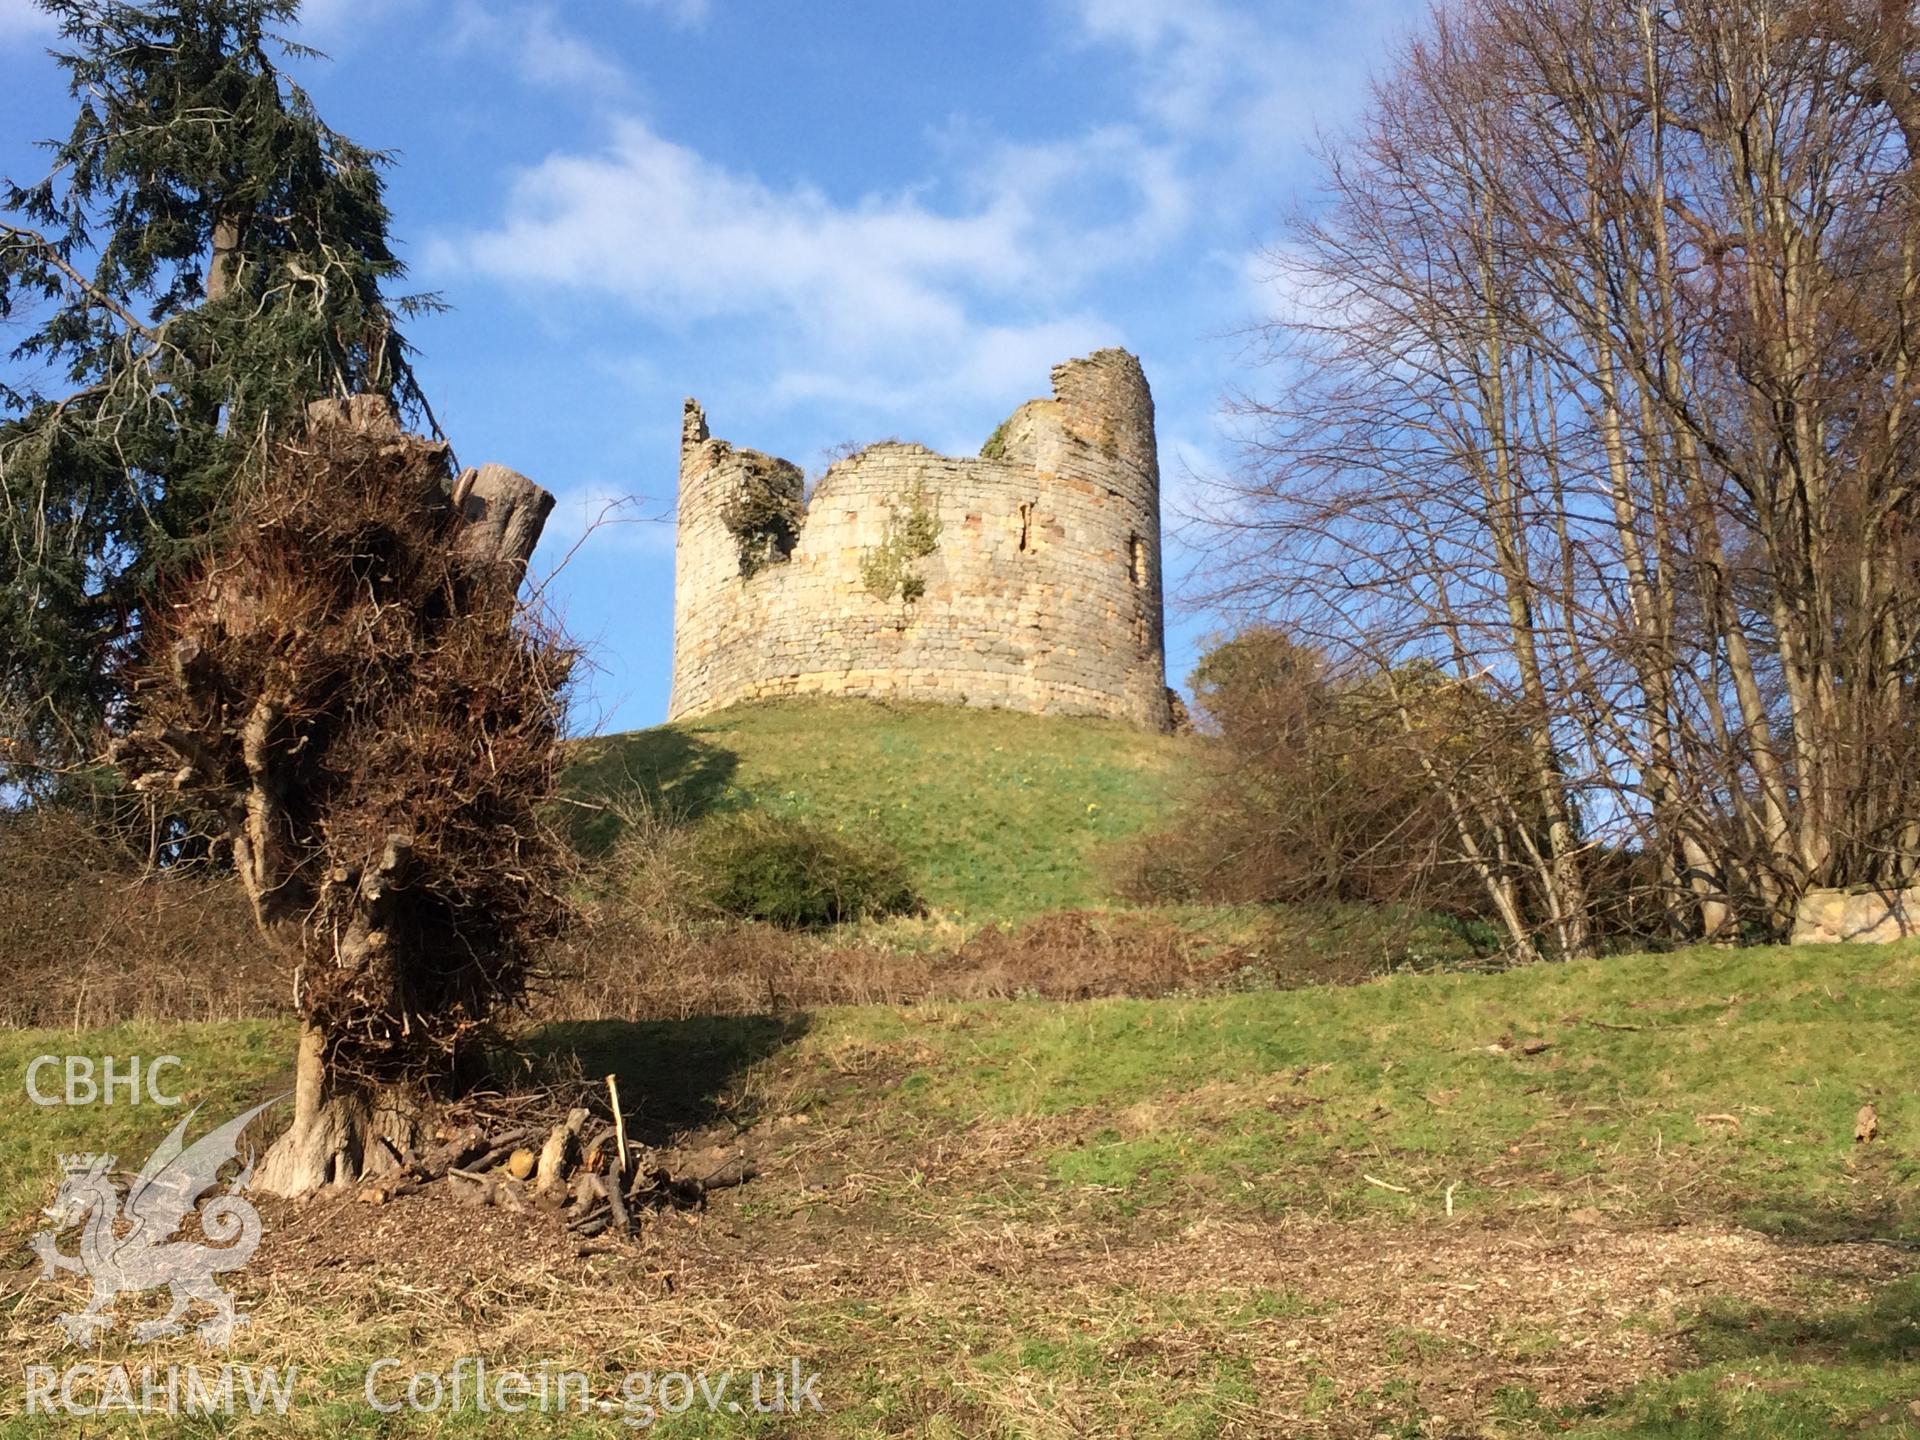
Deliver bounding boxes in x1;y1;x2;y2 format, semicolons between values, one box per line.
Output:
693;813;918;929
595;790;713;934
860;480;941;602
1119;628;1534;921
718;452;804;577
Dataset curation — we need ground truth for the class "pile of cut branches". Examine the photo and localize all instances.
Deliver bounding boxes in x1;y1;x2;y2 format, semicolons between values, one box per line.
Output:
356;1093;759;1239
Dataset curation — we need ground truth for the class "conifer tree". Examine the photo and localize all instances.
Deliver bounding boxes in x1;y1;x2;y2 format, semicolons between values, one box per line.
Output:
1;0;436;781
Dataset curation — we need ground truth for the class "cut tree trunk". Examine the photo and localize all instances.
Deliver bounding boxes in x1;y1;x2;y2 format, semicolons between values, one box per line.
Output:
453;462;555;578
253;1023;426;1196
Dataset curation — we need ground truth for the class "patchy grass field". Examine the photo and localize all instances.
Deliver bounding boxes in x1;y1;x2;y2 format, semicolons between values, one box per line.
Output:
1;941;1916;1436
562;698;1192;918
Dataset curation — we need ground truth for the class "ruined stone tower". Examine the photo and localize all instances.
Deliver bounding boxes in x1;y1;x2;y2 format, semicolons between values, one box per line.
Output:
668;348;1173;731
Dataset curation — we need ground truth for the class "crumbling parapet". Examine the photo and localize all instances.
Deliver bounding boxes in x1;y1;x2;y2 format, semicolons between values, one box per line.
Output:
667;348;1173;732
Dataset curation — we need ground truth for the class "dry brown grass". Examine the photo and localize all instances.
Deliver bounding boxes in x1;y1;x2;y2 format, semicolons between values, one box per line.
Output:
5;1089;1909;1438
0;807;276;1028
526;908;1285;1023
0;803;1367;1030
0;771;1403;1036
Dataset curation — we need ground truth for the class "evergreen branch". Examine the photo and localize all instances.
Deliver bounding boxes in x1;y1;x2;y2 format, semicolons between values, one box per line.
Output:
0;219;158;342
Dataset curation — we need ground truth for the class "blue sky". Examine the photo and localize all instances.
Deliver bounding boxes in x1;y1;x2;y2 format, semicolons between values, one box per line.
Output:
0;0;1421;734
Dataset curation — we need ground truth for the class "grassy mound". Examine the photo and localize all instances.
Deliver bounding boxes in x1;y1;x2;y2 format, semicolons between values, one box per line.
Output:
562;698;1193;918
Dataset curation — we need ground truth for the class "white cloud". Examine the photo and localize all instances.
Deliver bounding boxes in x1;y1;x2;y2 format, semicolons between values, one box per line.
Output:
1072;0;1249;134
446;3;629;99
436;116;1180;418
1064;0;1419;161
292;0;420;45
514;12;630;95
446;118;1019;333
961;126;1190;270
766;314;1117;436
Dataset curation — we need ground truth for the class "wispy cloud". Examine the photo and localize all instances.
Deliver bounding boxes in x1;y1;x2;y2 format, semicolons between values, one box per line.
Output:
446;2;630;100
293;0;421;45
442;119;1178;322
1063;0;1417;170
765;313;1118;442
434;116;1182;418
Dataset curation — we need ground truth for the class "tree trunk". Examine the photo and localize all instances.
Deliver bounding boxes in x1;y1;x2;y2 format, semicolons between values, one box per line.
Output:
253;1023;425;1196
453;462;555;578
205;212;243;304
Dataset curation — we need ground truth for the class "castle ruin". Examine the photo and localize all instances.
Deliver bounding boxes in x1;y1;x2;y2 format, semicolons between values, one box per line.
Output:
668;348;1173;732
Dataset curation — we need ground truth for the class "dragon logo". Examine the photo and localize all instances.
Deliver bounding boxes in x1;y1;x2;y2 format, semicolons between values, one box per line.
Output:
30;1098;282;1346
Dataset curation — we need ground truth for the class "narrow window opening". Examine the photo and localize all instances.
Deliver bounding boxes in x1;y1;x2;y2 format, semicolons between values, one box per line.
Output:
1128;531;1145;587
1018;502;1034;553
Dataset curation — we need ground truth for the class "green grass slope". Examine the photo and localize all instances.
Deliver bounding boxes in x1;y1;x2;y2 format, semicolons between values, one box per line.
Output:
562;697;1192;918
3;942;1915;1436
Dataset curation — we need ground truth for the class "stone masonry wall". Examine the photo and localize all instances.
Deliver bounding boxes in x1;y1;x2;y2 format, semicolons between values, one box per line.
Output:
668;349;1173;731
1791;886;1920;944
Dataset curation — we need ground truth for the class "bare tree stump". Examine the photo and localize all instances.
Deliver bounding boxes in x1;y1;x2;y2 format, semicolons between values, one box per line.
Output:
533;1108;591;1199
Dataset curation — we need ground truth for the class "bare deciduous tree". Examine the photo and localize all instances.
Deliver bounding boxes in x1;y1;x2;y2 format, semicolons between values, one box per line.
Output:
1208;0;1920;950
